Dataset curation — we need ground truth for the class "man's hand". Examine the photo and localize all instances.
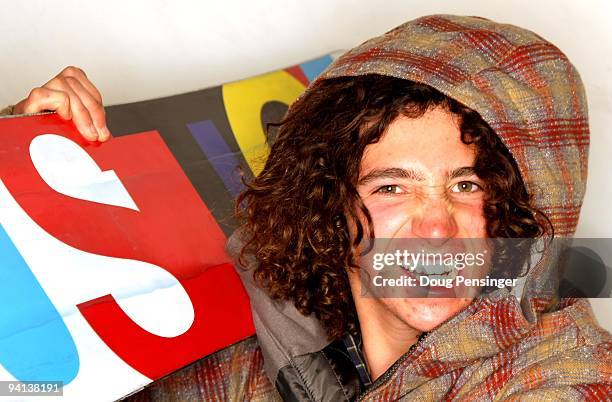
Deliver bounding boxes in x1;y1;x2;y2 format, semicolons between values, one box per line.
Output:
13;66;110;142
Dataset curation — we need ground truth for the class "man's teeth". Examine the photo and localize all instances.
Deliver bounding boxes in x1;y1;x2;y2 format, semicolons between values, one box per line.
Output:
399;264;455;276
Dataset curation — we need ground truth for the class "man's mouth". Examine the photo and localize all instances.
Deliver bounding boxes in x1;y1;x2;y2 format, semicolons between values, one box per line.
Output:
399;263;458;281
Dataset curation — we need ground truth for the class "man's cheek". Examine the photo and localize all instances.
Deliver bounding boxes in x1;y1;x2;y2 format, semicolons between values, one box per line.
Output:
366;203;414;238
454;203;487;236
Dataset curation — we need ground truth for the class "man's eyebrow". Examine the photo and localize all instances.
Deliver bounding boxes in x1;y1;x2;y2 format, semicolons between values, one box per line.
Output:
357;166;478;185
358;167;426;185
447;166;477;180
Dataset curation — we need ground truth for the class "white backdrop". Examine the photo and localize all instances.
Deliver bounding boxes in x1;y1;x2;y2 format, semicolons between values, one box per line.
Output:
1;0;610;329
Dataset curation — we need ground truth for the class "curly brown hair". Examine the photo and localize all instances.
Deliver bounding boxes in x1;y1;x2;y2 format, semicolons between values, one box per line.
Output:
235;75;552;341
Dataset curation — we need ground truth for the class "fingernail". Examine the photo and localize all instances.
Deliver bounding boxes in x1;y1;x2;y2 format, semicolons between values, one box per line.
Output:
99;126;112;141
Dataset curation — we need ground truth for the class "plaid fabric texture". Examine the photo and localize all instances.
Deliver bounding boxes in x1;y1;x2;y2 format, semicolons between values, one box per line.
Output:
122;335;281;402
125;295;610;401
356;291;611;401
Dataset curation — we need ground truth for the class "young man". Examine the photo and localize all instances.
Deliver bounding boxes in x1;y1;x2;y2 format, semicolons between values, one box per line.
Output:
8;14;611;401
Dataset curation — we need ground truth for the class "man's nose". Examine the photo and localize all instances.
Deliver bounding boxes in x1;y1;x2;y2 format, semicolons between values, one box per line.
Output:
411;196;458;243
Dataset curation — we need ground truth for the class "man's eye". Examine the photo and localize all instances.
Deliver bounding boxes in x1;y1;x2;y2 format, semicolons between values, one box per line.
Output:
451;181;481;193
375;185;401;194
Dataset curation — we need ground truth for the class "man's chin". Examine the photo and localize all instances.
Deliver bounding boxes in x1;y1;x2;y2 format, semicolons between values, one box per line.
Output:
396;297;473;332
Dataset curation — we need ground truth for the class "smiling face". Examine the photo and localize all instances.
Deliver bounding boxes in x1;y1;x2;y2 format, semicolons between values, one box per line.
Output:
348;106;488;332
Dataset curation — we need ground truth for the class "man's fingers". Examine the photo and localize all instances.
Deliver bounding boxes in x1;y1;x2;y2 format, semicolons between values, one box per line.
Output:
20;87;72;120
64;77;110;141
16;66;109;142
58;66;103;104
45;77;98;141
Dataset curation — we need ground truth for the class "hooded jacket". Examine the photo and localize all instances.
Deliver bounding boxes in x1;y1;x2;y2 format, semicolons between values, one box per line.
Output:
219;14;611;402
127;14;611;402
